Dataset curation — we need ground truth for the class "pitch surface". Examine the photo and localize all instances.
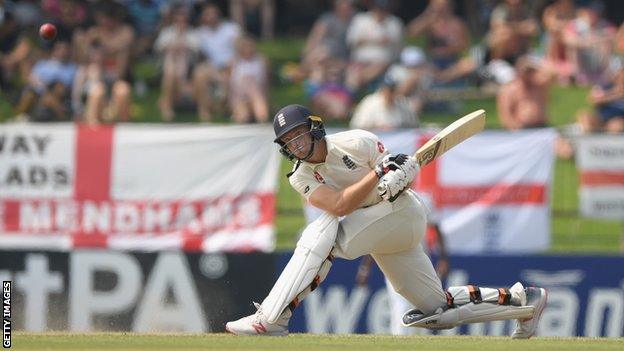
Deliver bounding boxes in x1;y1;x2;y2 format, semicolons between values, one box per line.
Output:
13;333;623;351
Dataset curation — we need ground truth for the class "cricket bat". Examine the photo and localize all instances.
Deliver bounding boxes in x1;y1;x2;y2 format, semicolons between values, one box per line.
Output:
415;109;486;167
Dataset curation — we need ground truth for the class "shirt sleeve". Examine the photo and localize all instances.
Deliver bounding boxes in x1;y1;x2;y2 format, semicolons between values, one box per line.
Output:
289;169;324;201
347;130;388;168
367;133;389;168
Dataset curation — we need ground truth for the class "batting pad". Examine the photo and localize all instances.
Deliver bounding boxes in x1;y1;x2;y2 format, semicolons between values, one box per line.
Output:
261;212;339;323
402;303;535;330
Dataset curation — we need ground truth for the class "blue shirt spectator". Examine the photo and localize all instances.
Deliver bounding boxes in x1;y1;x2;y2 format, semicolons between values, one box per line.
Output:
29;41;76;93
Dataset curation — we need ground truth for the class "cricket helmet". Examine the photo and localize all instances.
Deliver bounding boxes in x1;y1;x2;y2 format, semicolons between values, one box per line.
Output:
273;104;325;161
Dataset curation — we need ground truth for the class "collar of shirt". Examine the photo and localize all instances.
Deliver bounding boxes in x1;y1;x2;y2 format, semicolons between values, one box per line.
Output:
304;137;333;171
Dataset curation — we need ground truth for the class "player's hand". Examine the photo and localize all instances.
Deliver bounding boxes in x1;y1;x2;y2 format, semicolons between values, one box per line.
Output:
377;156;419;201
374;153;411;178
402;156;419;184
378;169;408;201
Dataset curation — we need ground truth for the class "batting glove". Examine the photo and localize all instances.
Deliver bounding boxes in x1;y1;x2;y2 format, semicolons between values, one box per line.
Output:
402;156;420;184
374;153;411;179
378;169;408;201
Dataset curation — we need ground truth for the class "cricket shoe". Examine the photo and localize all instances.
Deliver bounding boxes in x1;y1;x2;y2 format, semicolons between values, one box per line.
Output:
225;302;290;336
512;286;548;339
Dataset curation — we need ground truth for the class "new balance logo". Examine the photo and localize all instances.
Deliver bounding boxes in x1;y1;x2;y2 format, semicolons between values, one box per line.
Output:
277;113;286;127
342;155;357;170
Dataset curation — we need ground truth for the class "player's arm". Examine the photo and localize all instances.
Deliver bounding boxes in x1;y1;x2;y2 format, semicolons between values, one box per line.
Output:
309;152;418;214
308;170;380;217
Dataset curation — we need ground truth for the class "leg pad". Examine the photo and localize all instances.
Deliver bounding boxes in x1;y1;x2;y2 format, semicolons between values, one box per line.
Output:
403;303;535;330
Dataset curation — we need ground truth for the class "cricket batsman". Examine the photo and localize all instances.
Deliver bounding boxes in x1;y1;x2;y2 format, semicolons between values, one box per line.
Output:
226;104;547;338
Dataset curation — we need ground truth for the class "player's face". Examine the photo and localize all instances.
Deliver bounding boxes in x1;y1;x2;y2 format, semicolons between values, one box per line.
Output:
280;125;313;159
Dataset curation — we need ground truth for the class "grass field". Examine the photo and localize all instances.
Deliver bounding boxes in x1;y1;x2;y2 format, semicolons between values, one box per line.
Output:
13;333;624;351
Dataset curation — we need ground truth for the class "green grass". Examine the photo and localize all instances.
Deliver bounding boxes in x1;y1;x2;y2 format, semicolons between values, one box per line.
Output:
12;333;624;351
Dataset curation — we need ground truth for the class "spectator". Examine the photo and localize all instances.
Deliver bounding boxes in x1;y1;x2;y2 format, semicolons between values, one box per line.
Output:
408;0;470;70
11;0;41;28
563;1;617;86
1;0;41;92
13;40;76;121
306;58;353;121
282;0;354;97
345;0;403;92
496;56;553;130
464;0;498;37
303;0;354;67
155;0;202;28
296;0;355;120
350;75;418;130
229;35;269;123
434;40;517;88
159;0;203;14
229;0;274;40
1;32;40;91
0;0;20;88
41;0;90;40
154;6;200;121
73;1;135;84
72;41;132;124
577;68;624;134
616;21;624;56
126;0;167;58
386;46;431;116
541;0;576;85
193;2;241;121
195;3;240;70
487;0;539;65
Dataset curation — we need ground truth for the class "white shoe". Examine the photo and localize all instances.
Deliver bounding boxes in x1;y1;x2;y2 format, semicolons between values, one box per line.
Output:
225;302;290;336
512;287;548;339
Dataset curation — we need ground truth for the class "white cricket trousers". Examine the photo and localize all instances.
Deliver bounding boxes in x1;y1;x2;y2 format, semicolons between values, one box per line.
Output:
332;190;447;315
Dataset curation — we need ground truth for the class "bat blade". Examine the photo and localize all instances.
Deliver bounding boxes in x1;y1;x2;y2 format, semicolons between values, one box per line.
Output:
415;109;486;167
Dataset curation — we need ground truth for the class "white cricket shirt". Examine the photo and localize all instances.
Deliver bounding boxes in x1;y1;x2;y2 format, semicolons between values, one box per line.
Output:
289;129;388;208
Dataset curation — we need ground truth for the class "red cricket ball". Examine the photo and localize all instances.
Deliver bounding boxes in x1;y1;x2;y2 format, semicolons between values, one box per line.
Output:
39;23;57;40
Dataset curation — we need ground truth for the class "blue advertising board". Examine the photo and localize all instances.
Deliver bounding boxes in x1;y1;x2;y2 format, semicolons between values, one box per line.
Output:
279;254;624;337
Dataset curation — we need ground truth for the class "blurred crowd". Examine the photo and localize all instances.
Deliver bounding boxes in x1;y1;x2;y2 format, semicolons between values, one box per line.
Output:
291;0;624;137
0;0;623;137
0;0;273;124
